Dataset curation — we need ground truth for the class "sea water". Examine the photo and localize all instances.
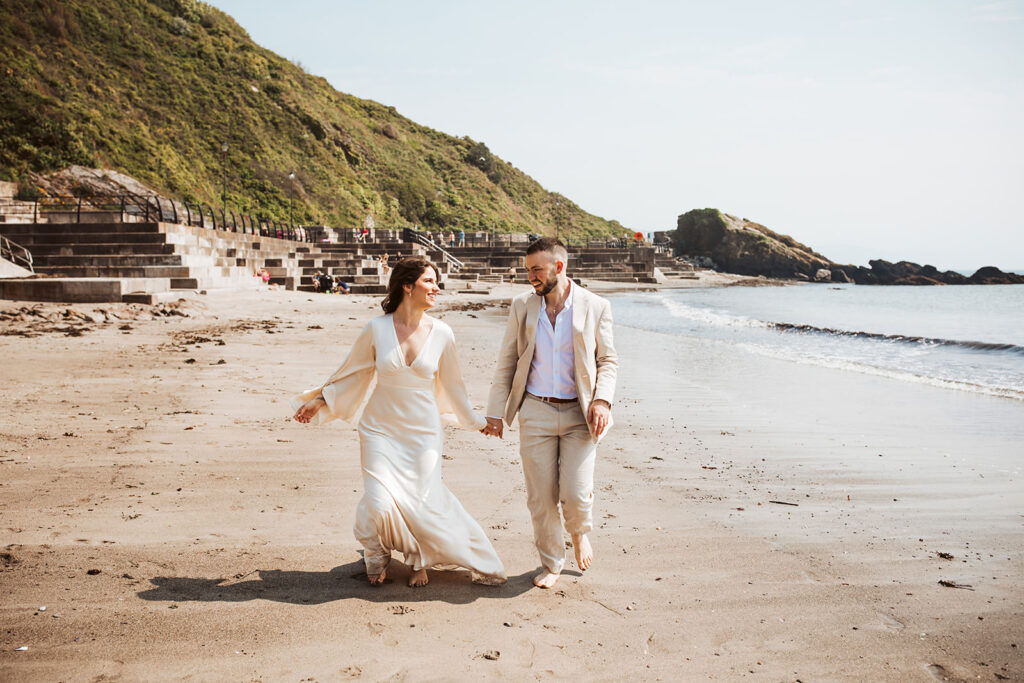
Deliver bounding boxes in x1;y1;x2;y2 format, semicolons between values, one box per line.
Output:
609;283;1024;401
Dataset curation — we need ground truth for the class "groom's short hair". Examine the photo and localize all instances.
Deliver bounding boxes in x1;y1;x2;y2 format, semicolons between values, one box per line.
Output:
526;237;568;263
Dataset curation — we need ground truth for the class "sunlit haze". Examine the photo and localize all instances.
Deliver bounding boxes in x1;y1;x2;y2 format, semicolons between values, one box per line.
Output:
209;0;1024;271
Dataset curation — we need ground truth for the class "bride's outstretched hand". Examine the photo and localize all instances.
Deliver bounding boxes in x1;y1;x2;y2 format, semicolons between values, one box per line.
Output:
293;397;324;423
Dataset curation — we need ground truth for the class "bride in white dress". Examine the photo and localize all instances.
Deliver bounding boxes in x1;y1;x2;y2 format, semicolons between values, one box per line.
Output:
292;257;506;587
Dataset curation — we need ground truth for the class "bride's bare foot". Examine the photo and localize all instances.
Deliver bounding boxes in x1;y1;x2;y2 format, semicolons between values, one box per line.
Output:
367;567;387;585
572;533;593;571
533;569;560;589
408;568;429;587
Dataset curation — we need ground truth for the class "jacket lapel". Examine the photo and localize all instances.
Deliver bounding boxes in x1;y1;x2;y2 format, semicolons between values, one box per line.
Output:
524;293;541;353
571;285;590;393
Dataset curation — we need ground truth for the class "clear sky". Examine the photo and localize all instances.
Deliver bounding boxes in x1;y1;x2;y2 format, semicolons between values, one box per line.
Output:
208;0;1023;270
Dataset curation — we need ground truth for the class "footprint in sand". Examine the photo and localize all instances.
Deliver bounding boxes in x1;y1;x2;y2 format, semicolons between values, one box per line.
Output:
925;663;953;681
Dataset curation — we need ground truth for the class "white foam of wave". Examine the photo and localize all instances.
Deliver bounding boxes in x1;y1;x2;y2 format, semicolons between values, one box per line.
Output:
732;341;1024;402
657;296;768;330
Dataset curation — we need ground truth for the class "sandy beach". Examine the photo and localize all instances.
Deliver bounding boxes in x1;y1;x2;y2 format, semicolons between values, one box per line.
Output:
1;281;1021;681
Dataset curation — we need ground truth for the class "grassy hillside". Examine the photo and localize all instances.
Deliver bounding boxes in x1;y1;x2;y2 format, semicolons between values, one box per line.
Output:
0;0;626;236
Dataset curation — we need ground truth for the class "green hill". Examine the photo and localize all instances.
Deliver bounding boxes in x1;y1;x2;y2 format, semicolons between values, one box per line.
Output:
0;0;626;237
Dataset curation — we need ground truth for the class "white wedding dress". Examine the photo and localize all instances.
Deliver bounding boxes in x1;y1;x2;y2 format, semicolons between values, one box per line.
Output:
293;314;507;584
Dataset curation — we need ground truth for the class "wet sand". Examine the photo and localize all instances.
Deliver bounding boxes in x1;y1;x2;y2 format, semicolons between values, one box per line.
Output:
0;283;1021;681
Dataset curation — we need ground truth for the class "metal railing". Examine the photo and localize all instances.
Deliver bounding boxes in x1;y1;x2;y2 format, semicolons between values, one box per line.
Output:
0;234;34;273
402;228;464;271
0;194;324;243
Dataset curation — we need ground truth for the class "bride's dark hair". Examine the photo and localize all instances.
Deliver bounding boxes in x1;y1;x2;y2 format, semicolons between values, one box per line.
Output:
381;257;440;314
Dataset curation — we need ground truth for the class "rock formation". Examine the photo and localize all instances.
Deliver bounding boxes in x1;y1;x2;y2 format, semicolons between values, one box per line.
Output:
672;208;1023;285
672;209;832;279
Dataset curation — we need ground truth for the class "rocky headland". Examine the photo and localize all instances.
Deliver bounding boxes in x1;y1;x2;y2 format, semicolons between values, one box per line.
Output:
673;209;1023;285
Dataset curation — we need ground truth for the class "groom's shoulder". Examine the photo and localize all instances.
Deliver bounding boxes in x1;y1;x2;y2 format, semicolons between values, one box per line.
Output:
573;284;609;309
510;290;534;308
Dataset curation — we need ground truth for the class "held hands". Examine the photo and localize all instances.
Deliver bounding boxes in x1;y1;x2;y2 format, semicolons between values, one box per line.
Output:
293;397;325;424
481;416;504;439
587;399;611;438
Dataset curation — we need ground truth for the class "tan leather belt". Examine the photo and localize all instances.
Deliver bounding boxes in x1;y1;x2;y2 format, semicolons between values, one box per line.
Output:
527;393;578;404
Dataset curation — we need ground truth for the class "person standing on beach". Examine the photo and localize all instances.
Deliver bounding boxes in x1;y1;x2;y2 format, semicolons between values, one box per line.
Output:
293;258;506;587
482;238;617;588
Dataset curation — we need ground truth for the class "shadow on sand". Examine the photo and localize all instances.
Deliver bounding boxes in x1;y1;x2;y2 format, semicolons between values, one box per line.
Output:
137;560;581;606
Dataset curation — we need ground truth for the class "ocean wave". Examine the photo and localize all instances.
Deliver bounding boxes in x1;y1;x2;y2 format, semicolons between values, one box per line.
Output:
766;322;1024;356
658;297;768;330
732;342;1024;401
655;295;1024;356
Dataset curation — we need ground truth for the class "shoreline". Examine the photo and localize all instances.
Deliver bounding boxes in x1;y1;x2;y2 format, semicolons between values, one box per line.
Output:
0;286;1020;680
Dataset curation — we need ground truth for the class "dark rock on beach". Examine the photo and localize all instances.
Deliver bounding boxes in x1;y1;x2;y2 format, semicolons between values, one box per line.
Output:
671;209;1022;285
672;209;832;280
831;260;1023;285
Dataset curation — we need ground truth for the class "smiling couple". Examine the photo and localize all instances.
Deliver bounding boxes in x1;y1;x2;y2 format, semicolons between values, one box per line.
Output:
293;238;618;589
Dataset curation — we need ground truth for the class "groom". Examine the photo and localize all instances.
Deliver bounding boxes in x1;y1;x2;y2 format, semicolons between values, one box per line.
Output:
483;237;618;588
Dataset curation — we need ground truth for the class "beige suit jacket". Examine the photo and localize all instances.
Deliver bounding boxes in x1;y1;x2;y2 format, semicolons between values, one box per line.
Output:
486;283;618;431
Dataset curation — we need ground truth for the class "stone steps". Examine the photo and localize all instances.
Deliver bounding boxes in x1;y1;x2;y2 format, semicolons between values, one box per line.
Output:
0;231;169;245
32;254;187;267
25;243;178;256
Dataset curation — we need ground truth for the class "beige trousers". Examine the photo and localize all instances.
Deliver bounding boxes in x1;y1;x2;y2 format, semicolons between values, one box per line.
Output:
518;394;596;574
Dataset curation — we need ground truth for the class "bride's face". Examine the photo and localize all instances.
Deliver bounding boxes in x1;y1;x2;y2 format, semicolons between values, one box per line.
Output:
404;268;440;309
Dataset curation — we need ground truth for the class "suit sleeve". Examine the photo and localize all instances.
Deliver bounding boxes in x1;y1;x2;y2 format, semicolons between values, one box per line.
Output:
486;298;523;420
290;321;376;425
593;298;618;406
435;327;487;430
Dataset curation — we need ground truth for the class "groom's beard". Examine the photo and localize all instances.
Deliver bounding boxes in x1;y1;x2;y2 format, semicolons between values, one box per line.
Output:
532;277;557;297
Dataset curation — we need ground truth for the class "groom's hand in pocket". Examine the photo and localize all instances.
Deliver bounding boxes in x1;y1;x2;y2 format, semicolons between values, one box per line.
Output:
482;416;504;439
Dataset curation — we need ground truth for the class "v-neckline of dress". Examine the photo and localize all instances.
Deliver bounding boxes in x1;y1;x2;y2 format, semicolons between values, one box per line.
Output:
390;314;436;367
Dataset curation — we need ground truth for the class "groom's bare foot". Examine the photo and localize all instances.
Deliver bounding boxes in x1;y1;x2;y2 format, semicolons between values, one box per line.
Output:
572;533;593;571
533;570;560;589
367;567;387;585
408;568;429;587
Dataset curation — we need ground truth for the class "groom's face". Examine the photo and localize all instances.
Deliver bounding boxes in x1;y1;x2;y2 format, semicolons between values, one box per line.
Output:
525;251;562;297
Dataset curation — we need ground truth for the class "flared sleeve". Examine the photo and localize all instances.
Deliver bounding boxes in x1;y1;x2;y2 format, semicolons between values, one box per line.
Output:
434;325;487;431
290;320;376;425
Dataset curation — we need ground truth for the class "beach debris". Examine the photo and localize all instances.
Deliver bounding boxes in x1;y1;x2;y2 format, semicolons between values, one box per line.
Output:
184;358;196;364
936;552;954;560
38;606;46;611
390;605;413;615
701;465;717;470
480;650;500;660
938;580;974;590
768;500;799;506
15;646;27;651
86;568;101;575
503;621;512;627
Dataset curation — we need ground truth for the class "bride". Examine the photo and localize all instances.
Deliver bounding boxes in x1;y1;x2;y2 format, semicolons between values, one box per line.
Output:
292;257;506;587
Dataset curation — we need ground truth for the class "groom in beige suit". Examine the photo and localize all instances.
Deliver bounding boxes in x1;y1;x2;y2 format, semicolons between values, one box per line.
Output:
483;237;618;588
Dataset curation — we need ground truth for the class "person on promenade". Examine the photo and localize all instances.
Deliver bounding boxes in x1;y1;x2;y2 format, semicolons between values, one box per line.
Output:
447;231;456;248
482;237;617;588
292;258;506;587
458;230;465;247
